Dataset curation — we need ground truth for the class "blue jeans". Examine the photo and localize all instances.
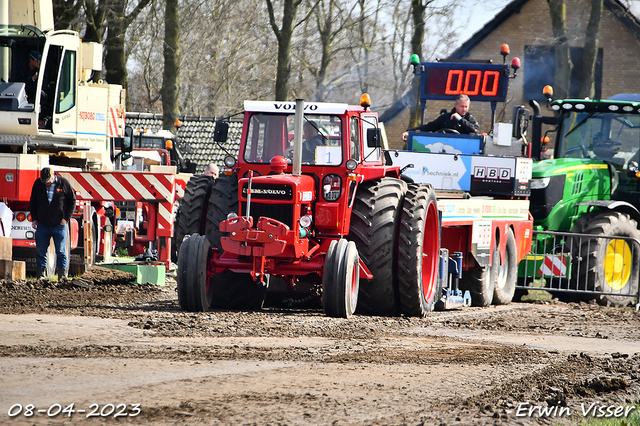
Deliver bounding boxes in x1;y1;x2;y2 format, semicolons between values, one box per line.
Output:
35;224;68;270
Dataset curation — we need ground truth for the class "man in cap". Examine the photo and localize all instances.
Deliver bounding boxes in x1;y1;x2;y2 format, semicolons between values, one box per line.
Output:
29;167;76;280
17;50;41;103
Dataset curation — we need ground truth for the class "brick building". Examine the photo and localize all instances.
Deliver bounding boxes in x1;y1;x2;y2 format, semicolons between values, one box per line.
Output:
381;0;640;150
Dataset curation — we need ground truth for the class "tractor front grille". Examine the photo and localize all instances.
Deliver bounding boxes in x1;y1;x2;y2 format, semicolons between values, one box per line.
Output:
530;174;566;220
240;202;295;229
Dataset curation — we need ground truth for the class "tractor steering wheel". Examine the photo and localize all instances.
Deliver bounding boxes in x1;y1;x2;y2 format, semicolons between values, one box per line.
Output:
436;128;460;134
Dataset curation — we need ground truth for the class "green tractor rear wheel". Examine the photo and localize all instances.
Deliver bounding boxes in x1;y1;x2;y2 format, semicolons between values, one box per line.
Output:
574;211;640;307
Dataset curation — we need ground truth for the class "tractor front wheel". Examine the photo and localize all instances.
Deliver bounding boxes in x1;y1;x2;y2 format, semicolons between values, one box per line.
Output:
397;184;440;316
322;239;360;318
492;228;518;305
177;233;211;312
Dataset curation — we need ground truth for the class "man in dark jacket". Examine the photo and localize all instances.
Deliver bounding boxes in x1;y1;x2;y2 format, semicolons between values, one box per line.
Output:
16;50;41;104
402;94;480;141
30;167;76;279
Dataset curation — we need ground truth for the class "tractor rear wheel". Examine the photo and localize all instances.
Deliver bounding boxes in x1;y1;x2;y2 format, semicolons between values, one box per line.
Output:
322;239;360;318
492;228;518;305
177;233;211;312
397;184;440;316
201;175;260;310
574;211;640;307
349;177;407;316
204;175;239;251
176;175;214;257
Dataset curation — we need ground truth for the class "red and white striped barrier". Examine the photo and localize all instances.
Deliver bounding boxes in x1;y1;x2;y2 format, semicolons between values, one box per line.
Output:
538;255;567;277
109;107;124;138
59;171;176;236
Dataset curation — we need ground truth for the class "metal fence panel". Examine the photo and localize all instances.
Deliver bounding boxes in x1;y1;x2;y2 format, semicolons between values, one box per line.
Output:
518;230;640;309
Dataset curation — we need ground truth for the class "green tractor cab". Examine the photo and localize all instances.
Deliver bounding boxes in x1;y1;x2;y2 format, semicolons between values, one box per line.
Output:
522;95;640;306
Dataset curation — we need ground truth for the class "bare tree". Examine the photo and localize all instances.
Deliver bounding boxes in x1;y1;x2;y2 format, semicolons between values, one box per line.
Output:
266;0;318;100
581;0;603;98
82;0;108;42
103;0;151;88
546;0;573;99
295;0;356;101
161;0;179;132
51;0;83;30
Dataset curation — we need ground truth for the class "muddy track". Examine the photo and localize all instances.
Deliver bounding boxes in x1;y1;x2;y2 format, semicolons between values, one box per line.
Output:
0;267;638;425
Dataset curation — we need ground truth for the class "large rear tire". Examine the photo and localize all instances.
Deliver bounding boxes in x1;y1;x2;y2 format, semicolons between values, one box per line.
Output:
348;177;406;316
204;176;239;250
492;228;518;305
397;184;440;317
176;175;214;257
177;233;211;312
574;212;640;307
322;239;360;318
201;176;259;310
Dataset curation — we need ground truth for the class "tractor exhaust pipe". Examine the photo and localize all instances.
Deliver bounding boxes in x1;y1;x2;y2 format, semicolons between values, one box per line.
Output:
292;99;304;176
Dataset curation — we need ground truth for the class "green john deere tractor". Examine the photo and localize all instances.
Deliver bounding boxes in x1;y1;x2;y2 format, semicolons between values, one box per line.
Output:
523;94;640;306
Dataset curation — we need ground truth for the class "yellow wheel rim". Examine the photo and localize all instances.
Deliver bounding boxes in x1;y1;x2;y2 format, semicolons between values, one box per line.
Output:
603;239;632;290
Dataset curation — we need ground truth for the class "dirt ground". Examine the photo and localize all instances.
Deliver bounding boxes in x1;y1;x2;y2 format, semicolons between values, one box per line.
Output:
0;266;638;426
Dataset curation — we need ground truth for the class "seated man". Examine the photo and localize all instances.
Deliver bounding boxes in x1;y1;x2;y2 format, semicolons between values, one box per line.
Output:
402;94;479;141
285;121;325;163
16;50;41;104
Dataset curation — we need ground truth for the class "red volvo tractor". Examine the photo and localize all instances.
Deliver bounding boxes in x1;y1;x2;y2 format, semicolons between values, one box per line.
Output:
177;97;445;317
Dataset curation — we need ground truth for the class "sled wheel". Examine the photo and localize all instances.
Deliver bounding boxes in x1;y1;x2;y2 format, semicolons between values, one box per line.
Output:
460;235;495;307
397;184;440;316
574;212;640;307
348;177;406;316
322;239;360;318
492;228;518;305
177;233;211;312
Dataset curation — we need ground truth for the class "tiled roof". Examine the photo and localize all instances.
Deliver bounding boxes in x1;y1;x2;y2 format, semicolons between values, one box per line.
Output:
125;113;243;173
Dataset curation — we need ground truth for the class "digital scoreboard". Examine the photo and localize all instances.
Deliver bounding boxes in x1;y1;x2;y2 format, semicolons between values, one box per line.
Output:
420;62;509;102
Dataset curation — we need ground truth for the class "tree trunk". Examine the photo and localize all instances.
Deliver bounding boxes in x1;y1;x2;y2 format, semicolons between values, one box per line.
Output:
547;0;572;99
267;0;301;101
162;0;180;132
408;0;427;130
104;0;127;86
52;0;83;30
81;0;107;43
581;0;602;98
104;0;151;90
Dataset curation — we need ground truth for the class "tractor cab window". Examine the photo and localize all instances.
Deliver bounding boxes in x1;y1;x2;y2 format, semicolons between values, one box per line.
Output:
350;117;361;161
561;112;640;169
244;113;343;166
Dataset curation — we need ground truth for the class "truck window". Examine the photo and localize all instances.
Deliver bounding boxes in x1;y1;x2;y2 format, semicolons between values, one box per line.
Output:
56;50;75;114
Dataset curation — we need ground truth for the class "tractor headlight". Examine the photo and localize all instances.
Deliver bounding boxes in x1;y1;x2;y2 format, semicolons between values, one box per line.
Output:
530;177;550;189
299;215;312;228
224;156;236;168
